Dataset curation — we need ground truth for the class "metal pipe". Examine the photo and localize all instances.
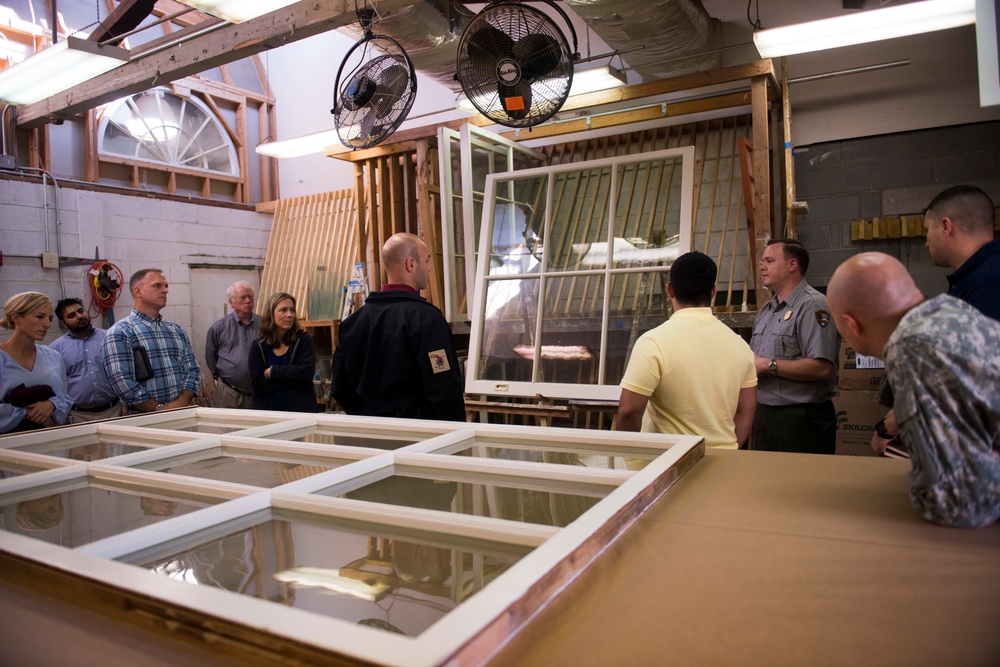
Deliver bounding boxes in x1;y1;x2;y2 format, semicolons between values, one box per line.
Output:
98;7;199;46
16;165;66;298
130;18;228;60
788;60;910;84
51;0;58;44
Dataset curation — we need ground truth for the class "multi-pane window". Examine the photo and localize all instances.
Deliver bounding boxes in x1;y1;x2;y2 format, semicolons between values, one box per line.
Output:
467;147;695;401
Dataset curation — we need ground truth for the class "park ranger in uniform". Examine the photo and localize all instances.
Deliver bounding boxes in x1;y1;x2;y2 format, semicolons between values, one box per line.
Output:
750;238;839;454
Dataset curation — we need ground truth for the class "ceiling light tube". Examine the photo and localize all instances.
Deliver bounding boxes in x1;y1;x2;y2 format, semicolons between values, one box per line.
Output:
256;129;342;158
0;36;130;106
753;0;976;58
176;0;300;24
455;64;628;114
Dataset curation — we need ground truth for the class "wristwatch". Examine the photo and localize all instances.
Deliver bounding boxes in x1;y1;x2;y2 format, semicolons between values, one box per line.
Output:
154;403;165;412
875;418;894;439
768;358;778;376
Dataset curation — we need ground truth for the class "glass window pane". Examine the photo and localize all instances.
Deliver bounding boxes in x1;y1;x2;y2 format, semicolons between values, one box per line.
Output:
603;273;670;386
545;166;613;272
492;149;507;175
452;440;659;471
449;136;462;191
470;145;492;186
265;426;420;449
329;472;606;527
145;453;342;488
612;157;684;269
99;88;239;177
226;58;265;94
0;484;209;548
141;513;529;637
478;278;538;382
537;275;603;385
487;175;546;277
13;434;182;460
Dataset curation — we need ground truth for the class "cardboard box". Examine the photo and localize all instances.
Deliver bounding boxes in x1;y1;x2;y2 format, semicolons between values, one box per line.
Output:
837;339;886;391
833;389;885;456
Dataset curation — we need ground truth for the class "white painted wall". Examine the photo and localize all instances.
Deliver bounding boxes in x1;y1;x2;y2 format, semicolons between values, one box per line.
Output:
0;178;271;346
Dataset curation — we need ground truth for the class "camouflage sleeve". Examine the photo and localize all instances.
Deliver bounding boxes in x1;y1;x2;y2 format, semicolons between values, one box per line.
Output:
886;334;1000;528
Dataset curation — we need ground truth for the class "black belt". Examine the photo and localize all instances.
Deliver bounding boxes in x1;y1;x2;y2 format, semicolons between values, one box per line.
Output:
74;399;120;413
220;379;251;395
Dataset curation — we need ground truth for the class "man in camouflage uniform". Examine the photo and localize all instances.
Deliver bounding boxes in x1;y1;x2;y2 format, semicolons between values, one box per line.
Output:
828;252;1000;528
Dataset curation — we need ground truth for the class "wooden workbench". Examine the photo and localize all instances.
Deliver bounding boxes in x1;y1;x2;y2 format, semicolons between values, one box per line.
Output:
487;449;1000;666
0;450;996;666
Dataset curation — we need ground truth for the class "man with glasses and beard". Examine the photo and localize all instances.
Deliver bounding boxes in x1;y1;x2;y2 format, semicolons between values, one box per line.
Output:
50;298;122;423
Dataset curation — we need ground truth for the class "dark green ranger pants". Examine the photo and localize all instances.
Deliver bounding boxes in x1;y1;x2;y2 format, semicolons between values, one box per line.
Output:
752;400;837;455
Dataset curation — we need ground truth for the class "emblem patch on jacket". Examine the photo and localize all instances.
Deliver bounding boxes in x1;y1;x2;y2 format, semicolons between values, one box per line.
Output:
429;350;451;373
815;310;831;327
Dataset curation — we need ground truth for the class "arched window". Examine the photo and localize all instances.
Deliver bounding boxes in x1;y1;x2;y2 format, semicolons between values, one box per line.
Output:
97;88;239;176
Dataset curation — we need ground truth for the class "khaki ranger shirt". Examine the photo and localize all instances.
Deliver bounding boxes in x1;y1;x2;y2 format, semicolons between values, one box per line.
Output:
750;279;839;406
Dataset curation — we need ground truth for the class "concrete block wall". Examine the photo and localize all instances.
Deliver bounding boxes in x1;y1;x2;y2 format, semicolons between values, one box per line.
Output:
0;179;272;343
792;119;1000;297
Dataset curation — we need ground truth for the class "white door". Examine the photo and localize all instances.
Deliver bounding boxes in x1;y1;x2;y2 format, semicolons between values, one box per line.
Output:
189;267;261;388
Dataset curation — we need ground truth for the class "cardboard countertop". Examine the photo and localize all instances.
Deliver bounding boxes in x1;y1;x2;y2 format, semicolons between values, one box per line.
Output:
487;449;1000;666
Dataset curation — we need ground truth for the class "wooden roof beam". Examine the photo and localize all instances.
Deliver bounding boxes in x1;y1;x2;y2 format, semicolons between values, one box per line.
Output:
15;0;417;128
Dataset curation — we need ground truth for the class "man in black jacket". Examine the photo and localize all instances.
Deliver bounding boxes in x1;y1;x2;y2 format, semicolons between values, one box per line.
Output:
332;232;466;422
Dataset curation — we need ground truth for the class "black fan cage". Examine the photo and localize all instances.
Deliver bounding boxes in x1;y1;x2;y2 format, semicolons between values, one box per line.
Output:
456;2;575;128
332;35;417;150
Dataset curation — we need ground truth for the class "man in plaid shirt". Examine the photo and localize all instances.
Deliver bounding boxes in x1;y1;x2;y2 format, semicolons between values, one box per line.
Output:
103;268;200;413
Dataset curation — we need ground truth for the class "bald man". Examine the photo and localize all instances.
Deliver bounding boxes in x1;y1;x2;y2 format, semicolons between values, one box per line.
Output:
331;233;466;422
828;252;1000;528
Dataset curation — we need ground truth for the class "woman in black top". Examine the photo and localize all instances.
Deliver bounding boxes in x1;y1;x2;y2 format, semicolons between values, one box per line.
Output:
248;292;317;413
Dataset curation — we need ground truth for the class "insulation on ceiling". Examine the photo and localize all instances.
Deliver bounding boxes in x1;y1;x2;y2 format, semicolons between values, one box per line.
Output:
564;0;720;80
337;1;466;92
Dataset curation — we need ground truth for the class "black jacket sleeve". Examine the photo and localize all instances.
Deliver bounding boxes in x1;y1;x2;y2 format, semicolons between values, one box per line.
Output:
414;315;467;422
248;339;272;397
331;335;363;415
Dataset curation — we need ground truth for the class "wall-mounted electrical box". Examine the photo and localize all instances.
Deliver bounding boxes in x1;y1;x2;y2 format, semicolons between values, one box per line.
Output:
41;252;59;269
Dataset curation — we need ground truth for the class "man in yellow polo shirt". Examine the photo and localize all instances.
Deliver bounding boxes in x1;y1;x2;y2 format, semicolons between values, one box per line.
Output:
617;251;757;449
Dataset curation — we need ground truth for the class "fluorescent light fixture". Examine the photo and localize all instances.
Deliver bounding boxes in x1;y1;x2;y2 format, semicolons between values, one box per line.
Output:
456;64;628;113
753;0;976;58
256;128;341;158
176;0;299;23
0;36;130;106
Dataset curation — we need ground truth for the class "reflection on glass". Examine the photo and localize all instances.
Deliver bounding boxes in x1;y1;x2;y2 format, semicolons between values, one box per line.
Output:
487;175;547;278
152;455;339;488
603;273;671;386
139;417;255;434
1;461;68;478
333;472;605;528
612;157;683;270
453;441;657;471
269;428;418;450
0;485;206;547
545;166;613;272
13;436;160;461
478;278;538;382
143;515;528;637
101;89;236;175
529;276;604;385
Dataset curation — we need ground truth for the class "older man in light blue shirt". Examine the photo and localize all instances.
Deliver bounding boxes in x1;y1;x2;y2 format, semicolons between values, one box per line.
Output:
50;298;122;423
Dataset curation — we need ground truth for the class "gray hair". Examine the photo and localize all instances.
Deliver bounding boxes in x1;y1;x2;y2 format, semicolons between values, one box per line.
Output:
226;281;255;301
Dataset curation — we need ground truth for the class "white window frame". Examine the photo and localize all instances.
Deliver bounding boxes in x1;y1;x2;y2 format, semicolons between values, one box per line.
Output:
0;408;702;666
97;87;241;177
438;124;546;322
466;146;695;401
